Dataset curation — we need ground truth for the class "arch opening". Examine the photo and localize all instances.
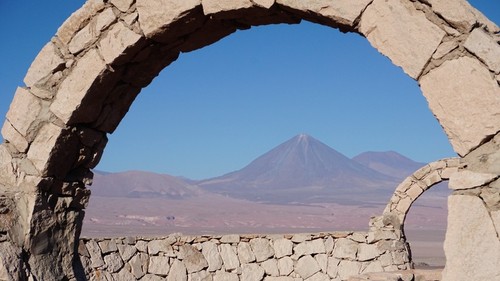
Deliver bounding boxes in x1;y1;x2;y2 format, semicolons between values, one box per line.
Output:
0;0;499;280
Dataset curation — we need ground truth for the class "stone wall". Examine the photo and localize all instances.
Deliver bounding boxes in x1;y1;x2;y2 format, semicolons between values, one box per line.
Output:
78;227;410;281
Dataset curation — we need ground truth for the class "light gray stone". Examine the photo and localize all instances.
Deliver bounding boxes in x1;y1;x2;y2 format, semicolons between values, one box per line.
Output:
291;234;310;243
136;240;148;252
237;242;256;264
148;256;170;276
168;260;188;281
129;253;148;279
24;42;65;87
142;274;167;281
273;238;293;258
295;255;320;279
104;252;124;273
117;244;137;262
180;244;208;273
337;260;361;280
250;238;274;262
361;260;383;274
263;277;295;281
50;48;107;124
241;263;265;281
314;254;327;273
449;170;498;190
277;257;293;276
294;239;325;257
68;24;94;54
189;270;213;281
56;0;106;45
218;244;239;270
359;0;445;78
99;240;118;254
148;239;172;255
213;271;238;281
357;244;380;262
419;56;500;156
202;0;253;15
443;195;500;281
86;240;105;268
305;272;329;281
202;241;222;271
1;121;29;153
220;234;240;243
324;236;334;254
261;259;279;277
433;40;459;59
326;257;340;278
332;238;358;259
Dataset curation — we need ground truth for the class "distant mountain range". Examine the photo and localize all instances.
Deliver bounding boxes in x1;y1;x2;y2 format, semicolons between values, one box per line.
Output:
90;134;426;204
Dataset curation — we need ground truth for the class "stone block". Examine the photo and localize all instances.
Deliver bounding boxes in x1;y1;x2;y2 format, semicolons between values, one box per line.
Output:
464;28;500;74
306;272;329;281
294;239;325;257
189;270;212;281
237;242;256;264
201;0;254;15
1;121;29;153
295;255;320;279
130;252;148;279
26;123;65;176
421;170;442;188
277;0;372;27
148;256;170;276
24;42;65;87
426;0;499;33
278;257;293;276
99;239;118;254
332;238;358;259
432;40;459;59
180;244;208;273
68;24;94;54
99;21;144;65
5;87;42;138
449;170;498;190
359;0;445;79
117;244;137;262
104;252;124;273
261;259;279;276
136;0;202;39
148;239;173;255
56;0;106;45
242;263;265;281
357;244;380;262
443;195;500;280
419;56;500;156
220;234;240;243
250;238;274;262
405;185;424;201
110;0;134;12
218;244;239;270
86;240;105;268
213;272;238;281
273;238;293;258
202;241;222;271
50;48;108;124
168;260;188;281
337;260;361;280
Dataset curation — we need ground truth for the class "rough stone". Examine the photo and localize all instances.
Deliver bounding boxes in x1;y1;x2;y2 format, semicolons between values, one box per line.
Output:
277;257;293;276
148;239;172;255
56;0;106;44
136;0;202;39
104;252;124;273
464;28;500;74
361;260;383;274
23;42;65;87
190;270;213;281
201;0;253;15
237;242;256;264
295;255;320;279
357;244;380;262
449;170;498;190
294;239;325;257
99;21;144;65
213;271;238;281
86;240;105;268
220;234;240;243
50;48;108;124
117;244;137;262
443;195;500;281
359;0;445;79
168;260;188;281
315;254;327;273
276;0;373;27
1;121;29;153
5;87;42;138
432;40;459;59
419;56;500;156
337;260;362;280
68;24;95;54
241;263;265;281
426;0;499;33
110;0;134;12
130;253;148;279
332;238;358;259
99;239;118;254
306;272;329;281
273;238;293;258
219;244;239;270
180;244;208;273
250;238;274;262
148;256;170;276
261;259;279;276
202;241;223;271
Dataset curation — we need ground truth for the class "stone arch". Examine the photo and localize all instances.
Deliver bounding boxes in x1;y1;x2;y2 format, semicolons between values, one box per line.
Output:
0;0;499;280
383;157;460;227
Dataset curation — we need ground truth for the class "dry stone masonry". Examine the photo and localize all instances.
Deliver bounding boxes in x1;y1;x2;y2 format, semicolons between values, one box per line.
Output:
0;0;499;280
77;230;411;281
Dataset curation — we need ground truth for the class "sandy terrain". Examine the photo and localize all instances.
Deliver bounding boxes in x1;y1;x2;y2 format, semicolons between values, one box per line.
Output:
82;191;448;267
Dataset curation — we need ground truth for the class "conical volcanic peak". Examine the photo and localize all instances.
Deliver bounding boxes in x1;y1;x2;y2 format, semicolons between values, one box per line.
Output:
199;134;398;203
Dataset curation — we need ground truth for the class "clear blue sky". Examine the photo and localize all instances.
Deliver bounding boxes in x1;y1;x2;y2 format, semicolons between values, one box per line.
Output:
1;1;498;180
